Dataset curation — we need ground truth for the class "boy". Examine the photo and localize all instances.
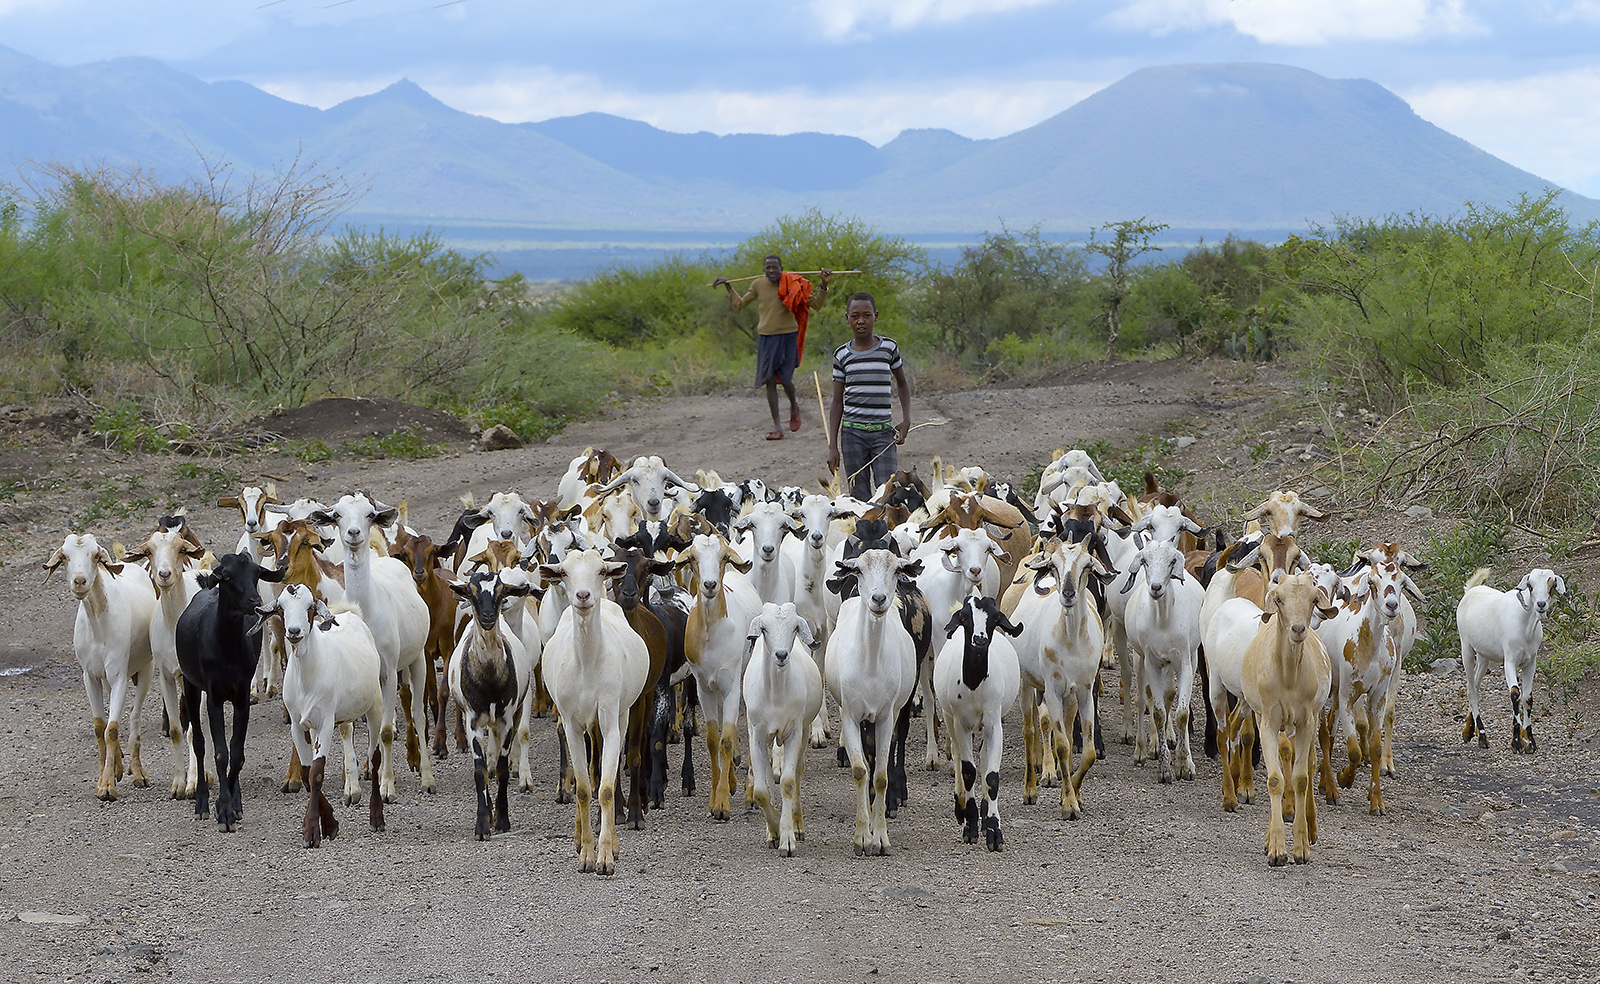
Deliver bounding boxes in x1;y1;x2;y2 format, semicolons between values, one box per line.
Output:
827;291;911;500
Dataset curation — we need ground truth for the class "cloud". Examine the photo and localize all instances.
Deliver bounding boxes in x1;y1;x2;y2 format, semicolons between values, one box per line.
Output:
262;67;1106;145
807;0;1059;41
1404;68;1600;196
1105;0;1481;45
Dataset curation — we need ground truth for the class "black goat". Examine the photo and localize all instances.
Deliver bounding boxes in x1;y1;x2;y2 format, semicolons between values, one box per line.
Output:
176;552;284;831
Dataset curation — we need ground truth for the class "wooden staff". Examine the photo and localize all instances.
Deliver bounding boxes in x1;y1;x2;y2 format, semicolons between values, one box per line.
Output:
705;269;861;288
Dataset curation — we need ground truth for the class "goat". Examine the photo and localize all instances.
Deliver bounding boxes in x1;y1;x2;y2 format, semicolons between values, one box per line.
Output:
557;447;624;510
913;526;1005;769
825;549;924;856
741;602;822;856
933;596;1023;850
614;523;697;804
780;494;854;746
678;532;762;820
217;484;287;700
1457;567;1566;754
175;552;286;829
538;549;651;874
1346;542;1424;775
123;525;208;799
447;570;536;839
1121;538;1206;783
1012;541;1110;816
606;544;671;829
1243;490;1328;537
1203;594;1268;812
45;533;158;800
1311;563;1403;813
733;501;799;605
1241;572;1338;865
457;492;537;570
598;455;699;522
258;586;385;847
389;531;465;760
310;494;434;800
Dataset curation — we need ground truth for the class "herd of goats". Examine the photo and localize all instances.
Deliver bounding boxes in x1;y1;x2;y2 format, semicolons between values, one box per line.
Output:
43;447;1569;873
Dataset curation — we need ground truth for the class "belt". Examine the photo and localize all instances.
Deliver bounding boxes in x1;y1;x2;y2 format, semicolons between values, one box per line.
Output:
841;420;895;432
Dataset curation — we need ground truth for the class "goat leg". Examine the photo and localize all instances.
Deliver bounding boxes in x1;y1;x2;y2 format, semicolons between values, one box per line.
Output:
302;756;323;849
367;743;385;833
473;737;492;841
495;748;512;834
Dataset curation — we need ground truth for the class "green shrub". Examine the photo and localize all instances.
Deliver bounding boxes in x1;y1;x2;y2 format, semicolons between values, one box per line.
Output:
343;429;446;461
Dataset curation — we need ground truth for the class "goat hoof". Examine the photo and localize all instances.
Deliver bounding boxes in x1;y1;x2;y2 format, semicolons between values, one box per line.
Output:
1478;734;1489;749
421;781;437;795
475;829;491;842
344;791;362;806
281;781;303;794
1267;851;1288;867
95;784;117;802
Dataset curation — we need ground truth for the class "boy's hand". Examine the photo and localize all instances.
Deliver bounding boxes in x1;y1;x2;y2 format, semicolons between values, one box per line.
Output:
819;269;832;287
826;445;840;472
895;421;909;445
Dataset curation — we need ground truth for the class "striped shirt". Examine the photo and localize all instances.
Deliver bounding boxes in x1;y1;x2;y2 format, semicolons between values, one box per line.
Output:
832;336;904;425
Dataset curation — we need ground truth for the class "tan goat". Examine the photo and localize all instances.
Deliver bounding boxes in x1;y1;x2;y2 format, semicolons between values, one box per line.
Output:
1241;572;1337;866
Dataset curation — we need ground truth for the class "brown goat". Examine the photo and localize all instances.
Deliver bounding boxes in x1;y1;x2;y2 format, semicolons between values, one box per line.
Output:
389;532;465;761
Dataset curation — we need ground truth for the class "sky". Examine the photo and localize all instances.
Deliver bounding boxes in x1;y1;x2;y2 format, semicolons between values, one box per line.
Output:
0;0;1597;195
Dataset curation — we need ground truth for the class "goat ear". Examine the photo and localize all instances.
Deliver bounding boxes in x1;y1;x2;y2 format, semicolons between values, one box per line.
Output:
1181;517;1204;536
996;610;1024;637
449;580;475;600
647;559;675;577
1259;610;1273;624
309;509;337;528
942;606;967;638
728;555;753;575
247;605;278;636
1242;502;1268;522
1119;556;1144;594
896;558;924;580
122;544;150;563
987;539;1007;560
182;542;207;560
373;506;399;528
1401;574;1426;602
537;564;564;585
1554;575;1568;596
95;547;124;575
502;580;533;599
600;561;628;580
1516;583;1533;610
216;496;240;508
1024;554;1051;570
41;548;66;582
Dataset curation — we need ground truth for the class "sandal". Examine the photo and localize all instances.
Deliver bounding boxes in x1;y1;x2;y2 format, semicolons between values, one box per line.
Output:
765;428;785;441
789;409;802;432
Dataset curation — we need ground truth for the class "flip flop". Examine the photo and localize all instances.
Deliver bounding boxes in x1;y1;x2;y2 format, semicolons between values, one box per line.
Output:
789;409;802;432
765;429;785;441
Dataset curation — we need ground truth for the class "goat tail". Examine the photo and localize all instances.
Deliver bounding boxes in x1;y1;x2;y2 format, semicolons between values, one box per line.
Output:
1463;567;1493;593
460;491;477;509
1143;470;1158;495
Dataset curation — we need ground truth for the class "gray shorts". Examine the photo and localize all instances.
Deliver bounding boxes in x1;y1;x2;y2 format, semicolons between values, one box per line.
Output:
839;424;898;500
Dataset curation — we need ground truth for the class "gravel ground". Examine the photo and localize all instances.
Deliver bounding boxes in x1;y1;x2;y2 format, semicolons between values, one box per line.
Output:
2;359;1597;984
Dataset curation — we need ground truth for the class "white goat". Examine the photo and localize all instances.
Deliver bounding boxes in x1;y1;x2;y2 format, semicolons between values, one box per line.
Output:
1204;594;1267;811
599;455;698;522
741;602;822;856
780;494;853;745
45;533;157;800
1012;540;1108;817
267;586;385;847
933;595;1023;851
733;501;799;605
679;532;762;820
1311;563;1401;813
310;494;434;800
538;549;650;874
458;491;536;570
825;548;922;856
124;526;207;799
218;484;288;700
1120;538;1205;783
1458;567;1566;754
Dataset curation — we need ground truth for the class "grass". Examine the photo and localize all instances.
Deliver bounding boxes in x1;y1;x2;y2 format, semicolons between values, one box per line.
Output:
1408;518;1507;671
1079;434;1186;493
172;462;240;500
72;474;156;529
342;428;446;461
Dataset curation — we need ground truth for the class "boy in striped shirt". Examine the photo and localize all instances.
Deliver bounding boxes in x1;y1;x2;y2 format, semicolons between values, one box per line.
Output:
827;291;912;500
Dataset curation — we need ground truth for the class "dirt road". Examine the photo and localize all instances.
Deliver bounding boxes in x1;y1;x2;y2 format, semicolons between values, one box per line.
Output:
1;359;1596;983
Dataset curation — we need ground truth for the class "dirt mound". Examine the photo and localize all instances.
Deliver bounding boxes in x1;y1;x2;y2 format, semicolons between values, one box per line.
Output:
245;397;476;447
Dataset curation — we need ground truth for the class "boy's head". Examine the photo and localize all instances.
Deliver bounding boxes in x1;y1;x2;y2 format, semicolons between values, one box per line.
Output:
764;254;783;283
847;292;877;338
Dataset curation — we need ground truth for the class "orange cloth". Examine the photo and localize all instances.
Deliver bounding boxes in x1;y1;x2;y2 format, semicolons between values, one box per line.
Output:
777;273;813;366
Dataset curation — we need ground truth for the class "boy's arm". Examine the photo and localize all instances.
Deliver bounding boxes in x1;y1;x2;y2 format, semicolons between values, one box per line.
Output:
892;365;912;445
826;380;845;473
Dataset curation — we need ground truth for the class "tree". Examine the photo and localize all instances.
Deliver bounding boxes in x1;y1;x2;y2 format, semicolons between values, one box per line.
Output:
1088;217;1168;355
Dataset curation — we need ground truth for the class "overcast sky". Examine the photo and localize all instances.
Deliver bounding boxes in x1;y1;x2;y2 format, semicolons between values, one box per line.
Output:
2;0;1597;194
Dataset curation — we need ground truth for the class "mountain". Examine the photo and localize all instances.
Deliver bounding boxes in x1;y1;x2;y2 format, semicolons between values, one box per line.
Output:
863;63;1579;230
0;47;1592;242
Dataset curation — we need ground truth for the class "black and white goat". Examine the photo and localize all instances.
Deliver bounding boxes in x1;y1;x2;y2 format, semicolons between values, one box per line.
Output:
933;595;1023;850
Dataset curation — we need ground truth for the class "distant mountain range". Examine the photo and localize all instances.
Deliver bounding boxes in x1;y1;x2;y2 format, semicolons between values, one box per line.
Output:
1;46;1592;252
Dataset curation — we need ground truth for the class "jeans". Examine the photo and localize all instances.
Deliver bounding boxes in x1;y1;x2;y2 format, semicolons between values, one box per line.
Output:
839;424;898;500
